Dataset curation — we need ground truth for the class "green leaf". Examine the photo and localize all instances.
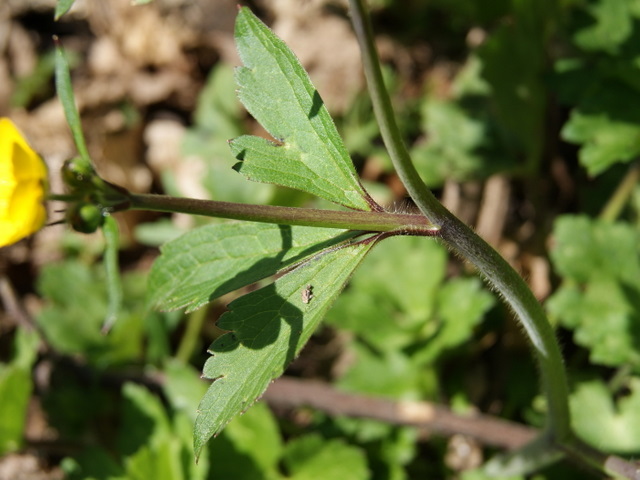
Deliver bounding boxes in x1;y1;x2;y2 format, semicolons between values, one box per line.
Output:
554;42;640;176
209;403;283;479
547;279;640;367
190;64;242;141
55;0;76;20
337;343;426;398
64;380;205;480
162;360;209;422
36;260;149;365
412;98;493;186
326;236;448;352
124;442;183;480
552;0;640;178
11;50;57;108
571;378;640;453
10;327;40;370
193;239;375;455
326;236;493;361
118;383;172;457
102;215;123;332
330;420;416;479
229;8;375;211
560;86;640;175
547;215;640;367
282;434;368;480
550;215;640;284
414;277;495;365
148;222;358;312
573;0;637;53
37;261;109;352
55;43;92;168
117;383;202;480
61;447;124;479
328;237;493;401
0;329;39;455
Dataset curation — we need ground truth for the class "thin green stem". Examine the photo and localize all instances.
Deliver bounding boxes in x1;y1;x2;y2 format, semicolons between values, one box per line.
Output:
349;0;571;442
176;305;209;364
346;2;449;225
128;193;438;234
101;215;122;334
599;161;640;222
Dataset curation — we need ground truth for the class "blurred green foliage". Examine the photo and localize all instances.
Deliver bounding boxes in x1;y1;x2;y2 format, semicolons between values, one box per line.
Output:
0;329;38;455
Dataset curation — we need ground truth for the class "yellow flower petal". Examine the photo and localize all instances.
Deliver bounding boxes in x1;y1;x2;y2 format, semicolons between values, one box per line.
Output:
0;118;48;247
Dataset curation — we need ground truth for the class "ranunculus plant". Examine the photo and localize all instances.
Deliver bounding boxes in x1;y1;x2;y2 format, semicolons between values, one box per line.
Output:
7;1;639;478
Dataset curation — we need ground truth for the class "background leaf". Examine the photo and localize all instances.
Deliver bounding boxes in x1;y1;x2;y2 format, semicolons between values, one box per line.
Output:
54;0;76;20
572;0;637;53
554;0;640;175
547;215;640;367
322;237;494;404
326;237;494;362
570;378;640;453
208;402;283;479
0;329;39;455
411;97;499;186
54;44;92;168
102;215;122;332
181;64;277;205
282;434;368;480
229;8;375;211
36;260;170;366
193;239;375;454
326;237;447;352
560;83;640;175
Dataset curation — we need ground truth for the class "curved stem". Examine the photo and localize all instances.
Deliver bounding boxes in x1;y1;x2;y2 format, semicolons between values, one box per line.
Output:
348;0;571;441
128;193;438;234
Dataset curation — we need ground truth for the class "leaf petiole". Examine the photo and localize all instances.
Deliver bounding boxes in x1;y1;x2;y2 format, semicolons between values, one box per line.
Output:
128;193;439;235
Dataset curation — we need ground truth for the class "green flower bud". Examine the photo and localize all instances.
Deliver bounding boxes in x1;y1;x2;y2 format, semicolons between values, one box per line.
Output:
67;203;104;233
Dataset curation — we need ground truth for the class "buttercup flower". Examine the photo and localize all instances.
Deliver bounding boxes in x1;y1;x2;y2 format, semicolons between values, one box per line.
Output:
0;118;48;247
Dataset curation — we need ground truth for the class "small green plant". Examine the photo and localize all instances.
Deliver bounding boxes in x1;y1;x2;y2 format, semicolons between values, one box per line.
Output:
4;0;640;478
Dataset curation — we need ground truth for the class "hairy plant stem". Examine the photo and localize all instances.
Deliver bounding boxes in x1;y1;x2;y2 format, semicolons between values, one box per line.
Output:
349;0;572;447
128;193;438;234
